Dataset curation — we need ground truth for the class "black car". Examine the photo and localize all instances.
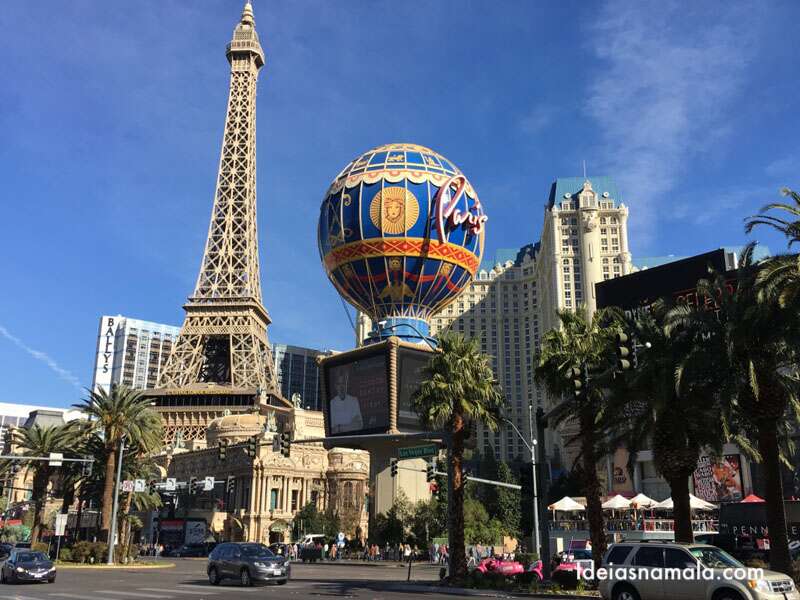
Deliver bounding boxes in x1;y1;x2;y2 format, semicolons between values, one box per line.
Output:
207;542;289;586
168;544;208;558
0;549;56;584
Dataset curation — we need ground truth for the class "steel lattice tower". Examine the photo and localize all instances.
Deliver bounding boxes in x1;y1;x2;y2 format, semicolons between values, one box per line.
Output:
152;3;287;447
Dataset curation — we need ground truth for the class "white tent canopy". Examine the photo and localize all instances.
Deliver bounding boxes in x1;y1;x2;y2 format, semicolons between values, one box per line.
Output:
602;495;633;510
548;496;586;512
630;493;656;509
653;494;716;511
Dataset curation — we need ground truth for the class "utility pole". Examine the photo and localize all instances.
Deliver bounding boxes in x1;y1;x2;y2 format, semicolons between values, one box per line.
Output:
107;436;125;565
529;404;541;558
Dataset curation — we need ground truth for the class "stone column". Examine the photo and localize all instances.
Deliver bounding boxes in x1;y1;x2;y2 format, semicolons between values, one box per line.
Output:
577;181;602;318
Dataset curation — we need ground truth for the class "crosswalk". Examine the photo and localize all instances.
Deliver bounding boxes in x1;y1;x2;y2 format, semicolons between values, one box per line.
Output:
0;583;280;600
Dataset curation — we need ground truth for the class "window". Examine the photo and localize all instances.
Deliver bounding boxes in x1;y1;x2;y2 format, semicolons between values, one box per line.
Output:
291;489;299;512
633;547;663;568
270;488;279;510
606;546;631;565
665;549;696;569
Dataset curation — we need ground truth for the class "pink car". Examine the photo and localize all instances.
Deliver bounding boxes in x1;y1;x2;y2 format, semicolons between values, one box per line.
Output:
552;549;594;585
476;557;544;581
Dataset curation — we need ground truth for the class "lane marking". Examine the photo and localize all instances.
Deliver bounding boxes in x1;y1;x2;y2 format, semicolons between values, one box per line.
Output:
0;595;50;600
178;587;258;593
49;594;116;600
139;590;218;596
94;593;170;599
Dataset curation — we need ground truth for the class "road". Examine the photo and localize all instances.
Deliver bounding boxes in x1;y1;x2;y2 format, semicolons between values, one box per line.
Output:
0;559;505;600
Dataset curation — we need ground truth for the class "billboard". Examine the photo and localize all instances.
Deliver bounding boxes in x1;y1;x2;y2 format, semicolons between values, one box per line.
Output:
324;348;390;436
596;249;730;316
397;346;433;430
693;454;743;503
320;340;435;437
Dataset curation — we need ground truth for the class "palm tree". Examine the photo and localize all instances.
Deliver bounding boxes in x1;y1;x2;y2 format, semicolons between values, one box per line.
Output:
746;188;800;308
412;332;504;583
535;308;620;568
610;306;746;542
73;385;163;542
667;245;800;574
11;424;71;544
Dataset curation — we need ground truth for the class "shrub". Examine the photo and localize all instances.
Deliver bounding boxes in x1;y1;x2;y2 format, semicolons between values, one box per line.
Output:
791;560;800;585
31;542;49;554
746;558;768;569
91;542;108;563
515;552;538;566
71;541;92;563
58;548;72;562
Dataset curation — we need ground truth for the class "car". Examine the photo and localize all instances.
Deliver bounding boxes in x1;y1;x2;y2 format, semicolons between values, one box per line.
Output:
207;542;289;586
268;543;290;558
599;540;800;600
552;548;594;586
168;544;208;558
0;549;56;584
475;556;526;577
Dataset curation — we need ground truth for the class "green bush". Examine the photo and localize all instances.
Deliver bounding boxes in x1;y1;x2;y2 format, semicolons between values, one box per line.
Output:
515;552;538;566
746;558;768;569
31;542;49;554
91;542;108;563
71;541;93;563
58;548;72;562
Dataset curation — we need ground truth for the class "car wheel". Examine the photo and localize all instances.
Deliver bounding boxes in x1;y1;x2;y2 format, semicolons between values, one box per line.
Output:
208;567;220;586
48;577;55;584
240;568;252;587
612;583;641;600
277;580;287;586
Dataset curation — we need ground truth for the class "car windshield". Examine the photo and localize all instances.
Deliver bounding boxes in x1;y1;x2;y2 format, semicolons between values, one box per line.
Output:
690;547;743;569
240;544;275;559
571;550;592;560
16;552;48;563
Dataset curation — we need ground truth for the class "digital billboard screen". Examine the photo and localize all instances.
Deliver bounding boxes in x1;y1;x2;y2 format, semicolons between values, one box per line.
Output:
397;346;433;430
596;249;729;315
324;351;390;436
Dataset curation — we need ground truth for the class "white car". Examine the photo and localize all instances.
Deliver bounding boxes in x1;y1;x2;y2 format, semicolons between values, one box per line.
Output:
598;541;799;600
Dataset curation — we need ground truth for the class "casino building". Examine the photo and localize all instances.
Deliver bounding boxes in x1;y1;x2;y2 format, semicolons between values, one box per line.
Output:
357;177;633;472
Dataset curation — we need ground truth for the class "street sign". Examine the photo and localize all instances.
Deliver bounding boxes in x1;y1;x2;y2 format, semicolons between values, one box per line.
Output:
122;480;134;493
48;453;63;467
165;478;176;491
397;444;438;460
134;479;146;493
54;513;68;536
203;476;215;491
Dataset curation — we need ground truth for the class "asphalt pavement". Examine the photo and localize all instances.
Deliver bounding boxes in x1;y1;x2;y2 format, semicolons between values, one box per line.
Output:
0;559;521;600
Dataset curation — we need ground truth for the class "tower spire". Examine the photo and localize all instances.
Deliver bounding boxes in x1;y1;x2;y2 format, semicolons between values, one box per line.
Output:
153;4;285;448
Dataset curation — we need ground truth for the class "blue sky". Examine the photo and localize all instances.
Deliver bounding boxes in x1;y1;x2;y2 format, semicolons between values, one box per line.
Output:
1;0;798;408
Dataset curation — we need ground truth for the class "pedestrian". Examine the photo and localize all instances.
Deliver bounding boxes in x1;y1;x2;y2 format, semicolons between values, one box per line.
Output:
323;542;329;560
467;547;476;568
330;543;337;561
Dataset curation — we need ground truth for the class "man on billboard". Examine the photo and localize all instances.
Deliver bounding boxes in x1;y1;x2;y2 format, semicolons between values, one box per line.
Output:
330;373;363;433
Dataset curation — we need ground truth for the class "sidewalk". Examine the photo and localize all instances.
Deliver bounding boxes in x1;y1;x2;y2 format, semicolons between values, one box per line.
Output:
385;582;597;599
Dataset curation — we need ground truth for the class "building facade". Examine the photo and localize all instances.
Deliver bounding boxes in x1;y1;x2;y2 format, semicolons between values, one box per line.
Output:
271;344;329;411
91;315;180;393
391;177;633;469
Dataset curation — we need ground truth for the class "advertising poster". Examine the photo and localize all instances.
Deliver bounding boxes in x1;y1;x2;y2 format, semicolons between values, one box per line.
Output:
397;347;432;430
612;448;634;494
693;454;743;503
326;353;389;435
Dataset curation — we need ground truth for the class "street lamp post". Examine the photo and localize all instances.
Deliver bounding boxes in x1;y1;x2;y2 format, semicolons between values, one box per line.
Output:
107;436;126;565
503;409;540;557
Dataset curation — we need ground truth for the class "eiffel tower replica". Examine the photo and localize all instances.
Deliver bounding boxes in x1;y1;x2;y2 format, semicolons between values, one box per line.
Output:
150;2;289;448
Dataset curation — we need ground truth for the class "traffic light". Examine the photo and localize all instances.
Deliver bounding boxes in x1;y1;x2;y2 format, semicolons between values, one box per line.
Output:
226;476;235;494
218;439;229;461
188;477;197;495
426;463;435;483
390;458;398;478
246;435;259;458
565;366;585;397
279;432;292;458
616;332;634;370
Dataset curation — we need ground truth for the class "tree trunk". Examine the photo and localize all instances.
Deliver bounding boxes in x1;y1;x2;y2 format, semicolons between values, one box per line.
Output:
29;470;50;545
669;474;693;543
119;491;134;561
100;445;117;542
449;411;467;583
759;419;791;575
580;409;607;569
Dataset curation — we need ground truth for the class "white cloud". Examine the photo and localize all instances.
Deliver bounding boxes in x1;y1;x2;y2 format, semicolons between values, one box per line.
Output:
584;0;757;244
766;155;799;179
0;324;83;392
520;105;556;134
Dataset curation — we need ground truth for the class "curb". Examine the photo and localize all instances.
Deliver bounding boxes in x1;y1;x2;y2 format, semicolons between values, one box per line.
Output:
386;583;595;599
55;563;177;570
